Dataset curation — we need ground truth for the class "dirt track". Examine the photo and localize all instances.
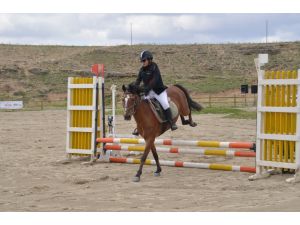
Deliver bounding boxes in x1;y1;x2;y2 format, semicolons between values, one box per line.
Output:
1;110;300;211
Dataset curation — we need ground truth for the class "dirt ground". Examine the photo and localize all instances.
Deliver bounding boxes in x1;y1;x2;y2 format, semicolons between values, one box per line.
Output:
1;110;300;212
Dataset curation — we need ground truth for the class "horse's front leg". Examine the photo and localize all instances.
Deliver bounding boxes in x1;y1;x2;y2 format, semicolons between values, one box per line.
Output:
132;138;153;182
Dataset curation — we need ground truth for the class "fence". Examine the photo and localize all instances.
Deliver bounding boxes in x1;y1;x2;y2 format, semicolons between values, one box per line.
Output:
111;92;257;108
0;94;257;111
193;94;257;108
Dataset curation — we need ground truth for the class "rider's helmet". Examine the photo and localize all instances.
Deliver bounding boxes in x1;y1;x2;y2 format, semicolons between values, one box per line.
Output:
140;50;153;62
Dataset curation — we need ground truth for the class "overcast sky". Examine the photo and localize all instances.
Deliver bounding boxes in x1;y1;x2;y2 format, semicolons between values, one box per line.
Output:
0;14;299;45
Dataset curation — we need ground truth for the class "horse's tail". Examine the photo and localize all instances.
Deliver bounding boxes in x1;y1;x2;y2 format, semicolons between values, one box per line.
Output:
174;84;203;111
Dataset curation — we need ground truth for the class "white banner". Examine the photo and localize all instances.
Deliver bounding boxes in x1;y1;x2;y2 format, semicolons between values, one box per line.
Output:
0;101;23;109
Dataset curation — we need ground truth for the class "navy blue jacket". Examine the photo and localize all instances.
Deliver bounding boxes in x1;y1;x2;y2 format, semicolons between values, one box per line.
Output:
135;62;167;95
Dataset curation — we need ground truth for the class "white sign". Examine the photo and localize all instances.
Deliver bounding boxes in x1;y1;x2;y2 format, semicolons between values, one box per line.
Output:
0;101;23;109
258;54;268;65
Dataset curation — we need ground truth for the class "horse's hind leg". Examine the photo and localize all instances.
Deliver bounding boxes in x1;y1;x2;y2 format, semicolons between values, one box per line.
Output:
133;138;153;182
188;111;197;127
180;115;190;125
151;144;161;176
180;113;197;127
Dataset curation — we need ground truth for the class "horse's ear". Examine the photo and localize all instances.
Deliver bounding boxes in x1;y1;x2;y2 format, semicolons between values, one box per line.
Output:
122;85;127;92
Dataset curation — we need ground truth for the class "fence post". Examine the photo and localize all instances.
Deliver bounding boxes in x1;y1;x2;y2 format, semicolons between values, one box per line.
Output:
41;101;44;110
234;95;237;107
209;95;212;107
244;94;247;106
253;94;257;106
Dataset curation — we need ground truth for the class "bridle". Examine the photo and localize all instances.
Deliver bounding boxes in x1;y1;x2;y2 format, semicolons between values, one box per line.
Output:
122;92;142;116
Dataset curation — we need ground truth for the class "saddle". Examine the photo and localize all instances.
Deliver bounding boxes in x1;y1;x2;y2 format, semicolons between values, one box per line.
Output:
146;98;178;123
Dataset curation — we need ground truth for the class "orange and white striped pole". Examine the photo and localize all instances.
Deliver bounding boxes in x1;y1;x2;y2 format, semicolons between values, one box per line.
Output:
108;157;256;173
104;144;256;157
97;137;255;149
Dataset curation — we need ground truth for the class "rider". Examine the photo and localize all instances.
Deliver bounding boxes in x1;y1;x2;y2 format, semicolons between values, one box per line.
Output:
132;50;178;135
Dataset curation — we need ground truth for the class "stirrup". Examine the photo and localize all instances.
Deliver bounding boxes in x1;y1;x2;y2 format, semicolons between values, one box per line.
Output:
132;128;139;136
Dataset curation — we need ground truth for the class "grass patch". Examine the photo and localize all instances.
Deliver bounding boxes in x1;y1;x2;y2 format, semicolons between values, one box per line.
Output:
196;107;257;119
112;105;256;120
171;73;251;93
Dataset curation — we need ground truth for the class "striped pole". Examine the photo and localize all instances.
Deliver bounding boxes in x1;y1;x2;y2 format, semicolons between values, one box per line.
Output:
108;157;256;173
104;144;256;157
97;137;255;149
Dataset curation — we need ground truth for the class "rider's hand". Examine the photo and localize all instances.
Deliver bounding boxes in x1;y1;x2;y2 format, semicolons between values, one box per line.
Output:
144;87;150;95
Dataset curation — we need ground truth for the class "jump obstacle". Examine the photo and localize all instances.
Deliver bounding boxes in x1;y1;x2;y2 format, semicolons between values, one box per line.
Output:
66;54;300;182
97;137;256;173
250;54;300;182
65;64;256;174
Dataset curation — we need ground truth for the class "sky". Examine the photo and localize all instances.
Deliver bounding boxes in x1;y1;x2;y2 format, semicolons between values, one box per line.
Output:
0;13;300;46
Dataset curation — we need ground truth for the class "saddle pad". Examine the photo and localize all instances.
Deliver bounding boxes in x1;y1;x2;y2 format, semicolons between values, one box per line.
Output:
147;98;178;123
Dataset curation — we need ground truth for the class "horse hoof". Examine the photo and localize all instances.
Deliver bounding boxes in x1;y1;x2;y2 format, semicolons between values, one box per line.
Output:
154;172;160;177
132;176;140;182
190;122;197;127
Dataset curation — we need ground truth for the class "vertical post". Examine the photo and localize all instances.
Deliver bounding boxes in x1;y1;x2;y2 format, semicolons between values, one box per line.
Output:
111;85;116;137
94;74;100;159
286;69;300;183
234;95;236;108
253;54;268;177
90;76;97;158
255;61;264;174
66;77;72;160
91;64;104;159
101;65;105;139
253;94;257;106
295;69;300;171
209;95;212;108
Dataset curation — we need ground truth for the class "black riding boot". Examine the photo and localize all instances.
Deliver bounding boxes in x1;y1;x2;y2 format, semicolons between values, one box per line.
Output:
164;108;178;131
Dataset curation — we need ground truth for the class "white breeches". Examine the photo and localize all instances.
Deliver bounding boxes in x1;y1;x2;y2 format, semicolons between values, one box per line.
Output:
145;90;170;110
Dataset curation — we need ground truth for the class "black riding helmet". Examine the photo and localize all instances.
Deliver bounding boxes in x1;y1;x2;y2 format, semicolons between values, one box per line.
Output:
140;50;153;62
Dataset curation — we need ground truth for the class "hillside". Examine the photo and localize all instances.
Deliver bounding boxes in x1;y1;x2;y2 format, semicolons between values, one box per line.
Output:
1;42;300;102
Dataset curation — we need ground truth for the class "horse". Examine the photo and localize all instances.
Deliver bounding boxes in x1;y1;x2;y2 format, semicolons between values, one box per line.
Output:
122;83;203;182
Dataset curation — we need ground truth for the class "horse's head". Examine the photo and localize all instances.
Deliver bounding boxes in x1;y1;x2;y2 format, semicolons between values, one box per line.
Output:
122;82;142;120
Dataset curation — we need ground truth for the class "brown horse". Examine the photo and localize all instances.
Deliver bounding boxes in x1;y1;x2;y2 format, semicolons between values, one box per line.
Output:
122;83;203;182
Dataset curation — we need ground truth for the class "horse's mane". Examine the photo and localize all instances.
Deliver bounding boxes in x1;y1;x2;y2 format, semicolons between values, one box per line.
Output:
127;82;144;95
